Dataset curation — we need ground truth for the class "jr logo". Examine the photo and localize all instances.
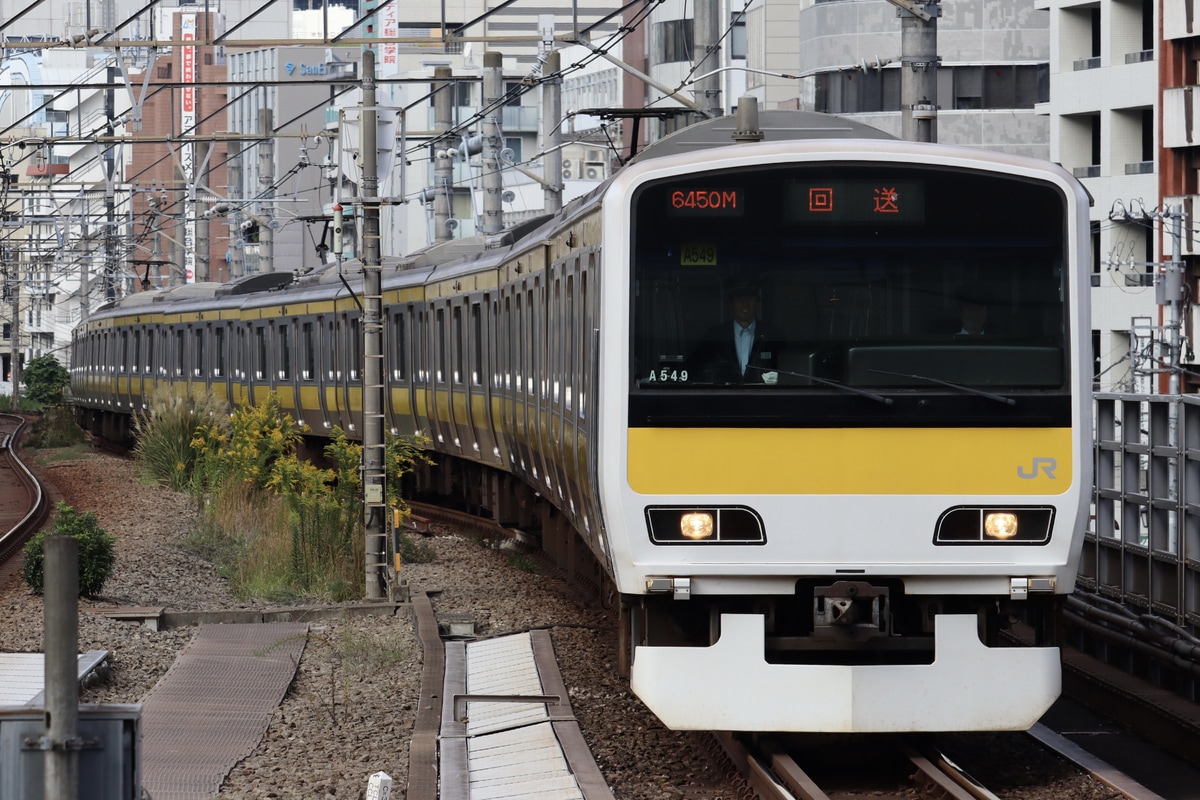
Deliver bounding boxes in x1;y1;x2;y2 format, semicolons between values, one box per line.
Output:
1017;457;1057;479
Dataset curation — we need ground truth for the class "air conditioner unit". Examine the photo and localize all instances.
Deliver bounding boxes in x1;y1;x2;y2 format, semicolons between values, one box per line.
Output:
562;158;573;180
585;167;599;180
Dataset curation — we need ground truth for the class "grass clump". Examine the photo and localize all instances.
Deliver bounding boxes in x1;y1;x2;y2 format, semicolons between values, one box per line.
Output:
136;390;429;602
134;386;229;491
23;406;87;449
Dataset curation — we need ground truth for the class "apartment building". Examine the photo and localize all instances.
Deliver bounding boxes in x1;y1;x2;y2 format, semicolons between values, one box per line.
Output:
1043;0;1157;392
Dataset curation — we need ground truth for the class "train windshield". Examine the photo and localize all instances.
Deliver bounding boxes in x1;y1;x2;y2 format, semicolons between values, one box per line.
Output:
629;162;1070;406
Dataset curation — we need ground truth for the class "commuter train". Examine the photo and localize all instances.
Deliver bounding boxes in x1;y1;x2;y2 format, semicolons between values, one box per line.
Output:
72;107;1093;733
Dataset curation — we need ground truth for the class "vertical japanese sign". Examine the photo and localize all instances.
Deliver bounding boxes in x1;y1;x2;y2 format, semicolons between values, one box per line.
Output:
181;12;197;283
380;1;398;74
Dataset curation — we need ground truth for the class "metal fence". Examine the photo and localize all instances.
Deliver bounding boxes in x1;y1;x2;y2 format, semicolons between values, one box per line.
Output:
1085;393;1200;631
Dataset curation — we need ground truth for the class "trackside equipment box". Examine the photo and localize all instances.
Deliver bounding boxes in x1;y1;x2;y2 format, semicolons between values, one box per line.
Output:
0;704;141;799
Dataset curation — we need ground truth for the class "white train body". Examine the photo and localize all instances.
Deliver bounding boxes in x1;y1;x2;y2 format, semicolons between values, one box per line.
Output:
596;132;1091;732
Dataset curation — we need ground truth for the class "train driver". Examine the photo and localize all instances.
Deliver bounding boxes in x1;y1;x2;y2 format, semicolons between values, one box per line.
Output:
690;282;782;384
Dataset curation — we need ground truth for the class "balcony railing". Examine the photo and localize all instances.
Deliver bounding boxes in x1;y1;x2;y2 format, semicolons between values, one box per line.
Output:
1073;56;1101;70
1125;161;1154;175
1124;50;1154;64
1072;165;1101;178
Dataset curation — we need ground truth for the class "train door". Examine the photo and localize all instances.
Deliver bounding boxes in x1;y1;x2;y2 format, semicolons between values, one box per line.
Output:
387;306;417;436
470;295;502;466
496;290;518;474
529;275;551;493
429;302;461;454
116;329;131;410
298;317;326;433
412;304;433;440
510;287;532;483
273;317;297;417
546;268;568;508
452;300;476;458
249;322;269;407
211;322;232;409
186;324;202;403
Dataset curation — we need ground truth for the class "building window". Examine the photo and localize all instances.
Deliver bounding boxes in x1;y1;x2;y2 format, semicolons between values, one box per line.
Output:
814;64;1045;114
730;16;747;60
653;20;693;64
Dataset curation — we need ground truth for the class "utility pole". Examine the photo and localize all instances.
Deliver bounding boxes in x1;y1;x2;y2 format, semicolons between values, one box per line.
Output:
104;63;117;303
360;47;387;599
693;0;723;118
432;66;454;242
11;238;20;404
480;51;504;235
1166;205;1184;396
884;0;939;142
258;108;275;273
543;50;563;215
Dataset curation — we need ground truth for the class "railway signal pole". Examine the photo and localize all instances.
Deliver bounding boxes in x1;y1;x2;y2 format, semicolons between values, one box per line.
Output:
360;47;387;599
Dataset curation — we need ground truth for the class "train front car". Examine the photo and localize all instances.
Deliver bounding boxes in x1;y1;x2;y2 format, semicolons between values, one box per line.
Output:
599;138;1092;733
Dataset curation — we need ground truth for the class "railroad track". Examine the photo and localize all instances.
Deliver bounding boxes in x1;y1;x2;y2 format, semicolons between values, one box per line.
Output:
0;413;48;586
716;726;1165;800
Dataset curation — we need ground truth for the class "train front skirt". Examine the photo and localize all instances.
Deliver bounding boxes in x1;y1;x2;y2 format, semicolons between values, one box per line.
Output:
630;613;1060;732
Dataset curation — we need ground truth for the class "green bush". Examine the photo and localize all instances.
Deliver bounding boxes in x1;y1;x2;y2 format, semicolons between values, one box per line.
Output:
21;503;116;597
21;355;70;407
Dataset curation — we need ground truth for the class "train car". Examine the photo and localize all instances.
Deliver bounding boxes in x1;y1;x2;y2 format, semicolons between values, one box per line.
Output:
72;105;1092;733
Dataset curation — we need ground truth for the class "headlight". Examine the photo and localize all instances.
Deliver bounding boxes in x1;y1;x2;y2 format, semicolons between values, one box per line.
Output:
984;512;1019;540
935;506;1054;544
679;512;714;539
646;506;766;544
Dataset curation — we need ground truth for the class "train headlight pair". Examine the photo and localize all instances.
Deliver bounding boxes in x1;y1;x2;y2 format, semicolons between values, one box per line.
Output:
935;507;1054;544
646;507;766;544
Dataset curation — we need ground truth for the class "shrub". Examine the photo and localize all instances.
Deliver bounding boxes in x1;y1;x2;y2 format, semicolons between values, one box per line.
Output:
21;355;70;407
21;503;116;597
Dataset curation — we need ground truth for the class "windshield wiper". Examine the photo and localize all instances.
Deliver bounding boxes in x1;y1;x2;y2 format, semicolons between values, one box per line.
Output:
867;369;1016;406
747;366;893;405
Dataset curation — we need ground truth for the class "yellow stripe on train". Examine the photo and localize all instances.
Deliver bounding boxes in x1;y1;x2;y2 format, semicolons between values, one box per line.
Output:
627;428;1073;495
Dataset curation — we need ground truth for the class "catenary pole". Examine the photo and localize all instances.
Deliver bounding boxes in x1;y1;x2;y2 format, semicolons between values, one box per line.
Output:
361;48;387;599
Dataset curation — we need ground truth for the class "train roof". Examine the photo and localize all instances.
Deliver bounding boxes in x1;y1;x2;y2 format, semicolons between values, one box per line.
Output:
628;109;894;163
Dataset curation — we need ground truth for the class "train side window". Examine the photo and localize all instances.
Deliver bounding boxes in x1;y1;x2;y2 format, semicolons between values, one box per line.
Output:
278;323;291;380
515;295;523;394
453;305;464;385
301;322;315;380
552;277;561;403
325;319;336;381
436;308;447;383
503;296;512;390
120;331;129;374
471;302;482;387
349;317;361;381
393;311;408;381
528;285;538;397
565;274;574;410
193;328;204;378
213;326;226;378
146;328;156;375
415;310;426;382
580;268;590;418
233;327;245;379
175;330;185;378
255;326;267;381
132;330;141;375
